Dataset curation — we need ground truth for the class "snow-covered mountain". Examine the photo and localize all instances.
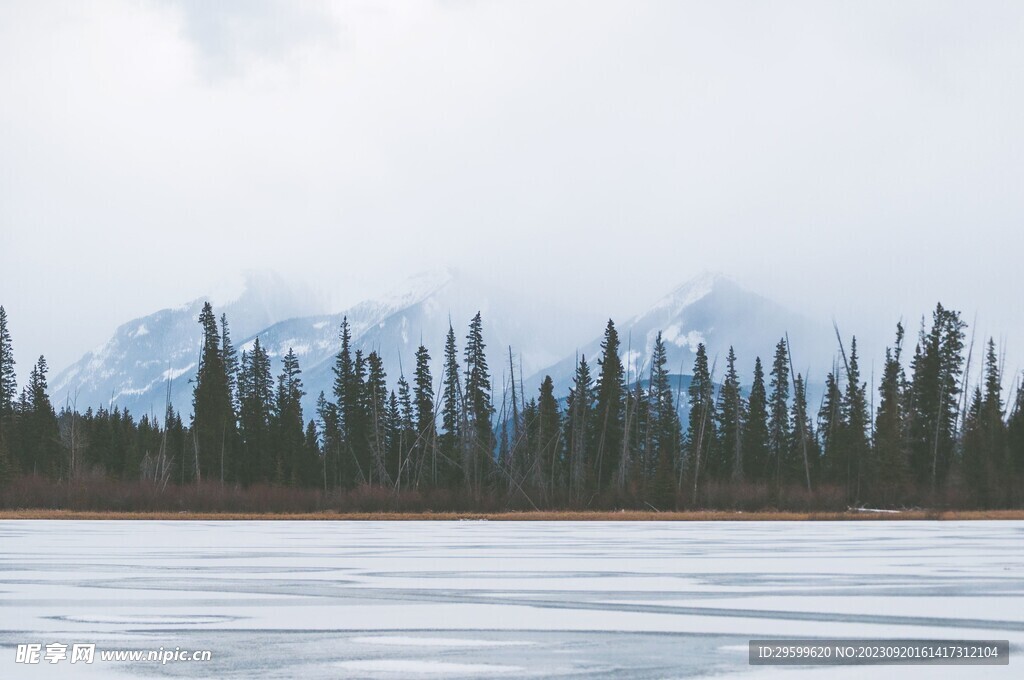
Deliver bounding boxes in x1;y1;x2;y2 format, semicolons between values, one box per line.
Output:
50;269;828;423
249;268;593;417
49;269;593;420
526;272;832;398
48;271;321;418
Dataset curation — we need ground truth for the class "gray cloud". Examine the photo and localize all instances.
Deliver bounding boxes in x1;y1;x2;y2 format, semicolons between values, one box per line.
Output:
0;0;1021;384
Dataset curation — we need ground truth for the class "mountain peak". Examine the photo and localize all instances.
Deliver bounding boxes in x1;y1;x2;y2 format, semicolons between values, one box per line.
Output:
647;271;737;317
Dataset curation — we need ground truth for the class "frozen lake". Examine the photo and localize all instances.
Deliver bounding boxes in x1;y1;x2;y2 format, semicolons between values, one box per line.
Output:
0;520;1021;678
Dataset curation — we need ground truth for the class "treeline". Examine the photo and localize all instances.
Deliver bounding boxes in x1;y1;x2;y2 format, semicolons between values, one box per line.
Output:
1;301;1023;511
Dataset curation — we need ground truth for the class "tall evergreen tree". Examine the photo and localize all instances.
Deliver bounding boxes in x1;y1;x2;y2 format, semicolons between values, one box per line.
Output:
533;376;561;502
237;338;274;484
908;304;966;488
962;339;1007;506
18;357;61;477
840;337;870;502
463;313;494;494
364;351;390;486
315;391;339;489
274;348;306;485
872;324;908;505
647;332;680;504
788;372;817;488
742;357;769;482
768;339;791;489
0;306;16;422
439;325;462;488
716;347;744;482
396;374;415;490
332;317;357;486
563;355;594;502
220;313;239;410
592;320;625;492
818;369;845;485
192;302;237;483
686;343;717;492
412;344;438;487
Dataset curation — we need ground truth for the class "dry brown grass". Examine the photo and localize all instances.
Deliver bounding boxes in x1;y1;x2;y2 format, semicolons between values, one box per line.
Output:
3;509;1023;521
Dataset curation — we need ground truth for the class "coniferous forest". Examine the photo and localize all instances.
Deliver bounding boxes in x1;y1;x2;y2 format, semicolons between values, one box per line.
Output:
1;301;1023;512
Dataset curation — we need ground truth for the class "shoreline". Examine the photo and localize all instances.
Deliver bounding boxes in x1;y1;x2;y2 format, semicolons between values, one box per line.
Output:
1;509;1023;521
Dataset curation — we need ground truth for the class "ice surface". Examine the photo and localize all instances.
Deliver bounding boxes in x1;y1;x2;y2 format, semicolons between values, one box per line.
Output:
0;520;1021;678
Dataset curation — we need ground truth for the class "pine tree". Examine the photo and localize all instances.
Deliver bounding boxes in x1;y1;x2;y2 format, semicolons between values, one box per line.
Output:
349;350;369;484
768;339;791;490
191;302;237;483
463;313;494;495
315;391;339;490
0;306;16;422
237;338;274;484
440;324;462;488
647;332;680;504
840;337;870;503
742;357;769;482
533;376;561;502
962;339;1007;506
788;373;817;488
908;304;966;489
818;369;845;485
872;324;908;505
413;344;438;487
274;348;306;485
220;313;239;410
592;320;625;492
364;351;390;486
20;356;61;477
563;355;594;503
396;374;415;490
686;343;717;493
0;306;17;478
332;317;357;486
716;347;744;482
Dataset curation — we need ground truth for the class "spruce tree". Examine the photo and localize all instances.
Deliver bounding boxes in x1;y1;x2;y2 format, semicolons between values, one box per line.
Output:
742;357;769;482
534;376;561;502
0;306;16;421
841;337;870;503
463;313;494;494
440;324;462;488
220;313;239;410
396;374;415;490
963;339;1007;506
686;343;717;493
315;391;340;489
592;320;625;492
908;304;966;489
818;369;844;485
716;347;744;482
364;351;390;486
768;339;791;489
647;332;680;503
872;324;908;505
238;338;274;484
331;317;357;485
20;356;61;477
274;348;306;485
788;373;817;489
413;344;438;487
563;355;594;502
191;302;237;483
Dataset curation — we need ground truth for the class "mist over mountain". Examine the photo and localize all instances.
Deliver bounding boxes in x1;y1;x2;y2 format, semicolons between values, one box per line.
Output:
526;272;832;400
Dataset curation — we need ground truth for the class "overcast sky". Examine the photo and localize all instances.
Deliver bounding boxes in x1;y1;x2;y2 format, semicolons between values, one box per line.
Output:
1;0;1022;383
